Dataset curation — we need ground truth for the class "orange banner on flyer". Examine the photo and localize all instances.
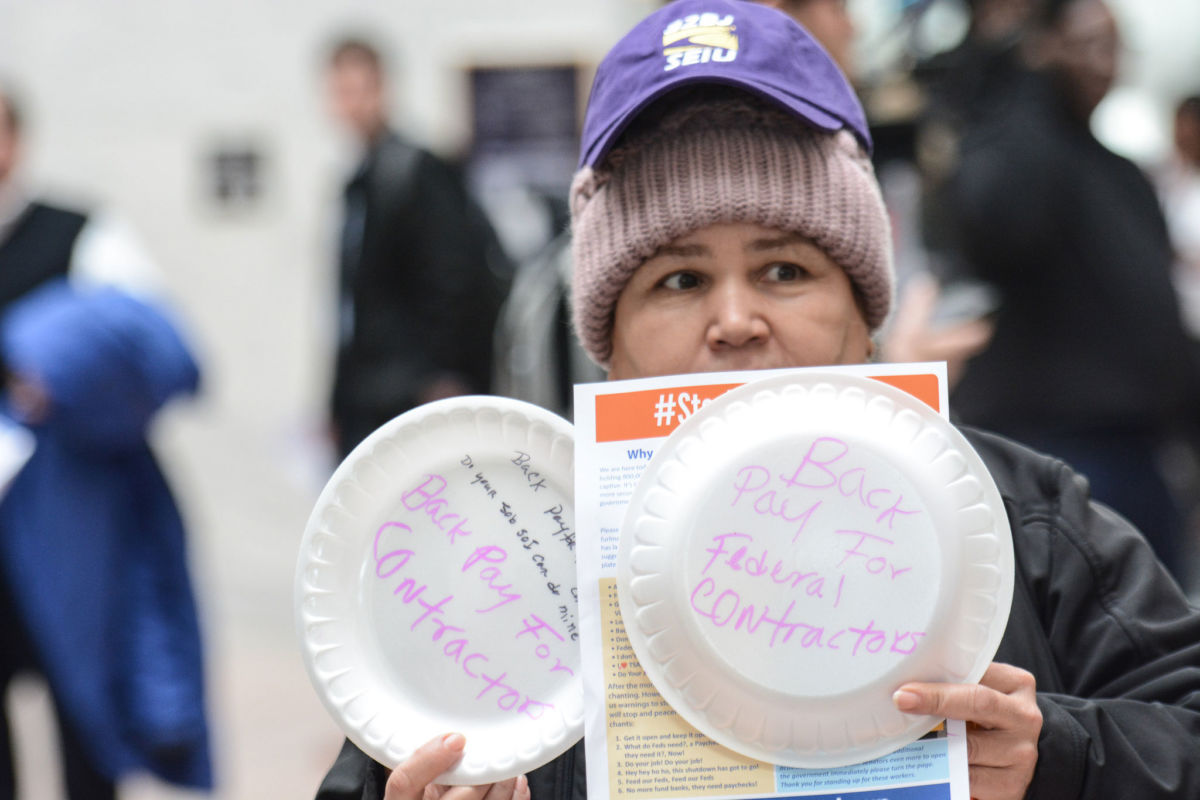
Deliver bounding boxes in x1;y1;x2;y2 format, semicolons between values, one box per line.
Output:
594;373;940;442
873;373;941;413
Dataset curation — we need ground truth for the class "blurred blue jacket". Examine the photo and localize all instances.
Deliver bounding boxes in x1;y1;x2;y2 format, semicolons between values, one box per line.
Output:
0;279;212;788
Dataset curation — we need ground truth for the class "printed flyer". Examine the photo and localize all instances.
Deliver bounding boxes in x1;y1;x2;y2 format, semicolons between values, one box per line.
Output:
574;363;971;800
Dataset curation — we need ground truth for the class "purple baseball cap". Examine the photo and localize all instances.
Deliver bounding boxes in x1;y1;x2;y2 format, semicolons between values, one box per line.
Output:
579;0;871;168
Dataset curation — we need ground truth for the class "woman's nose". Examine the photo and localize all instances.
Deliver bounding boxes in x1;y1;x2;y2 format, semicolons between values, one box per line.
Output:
706;283;769;350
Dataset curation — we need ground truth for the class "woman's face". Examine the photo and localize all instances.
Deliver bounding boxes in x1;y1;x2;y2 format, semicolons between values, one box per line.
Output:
608;222;873;381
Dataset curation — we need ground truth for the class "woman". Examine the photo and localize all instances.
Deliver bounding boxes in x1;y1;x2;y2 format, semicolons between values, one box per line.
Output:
316;2;1200;798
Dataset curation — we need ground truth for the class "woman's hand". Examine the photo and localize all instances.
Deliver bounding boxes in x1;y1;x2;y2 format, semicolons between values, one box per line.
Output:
893;663;1042;800
384;734;530;800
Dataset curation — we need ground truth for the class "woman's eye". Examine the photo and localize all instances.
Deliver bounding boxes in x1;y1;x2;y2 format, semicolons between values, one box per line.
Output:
765;262;806;282
661;271;701;290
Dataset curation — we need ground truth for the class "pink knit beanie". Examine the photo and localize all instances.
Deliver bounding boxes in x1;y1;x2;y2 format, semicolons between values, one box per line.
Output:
569;91;894;368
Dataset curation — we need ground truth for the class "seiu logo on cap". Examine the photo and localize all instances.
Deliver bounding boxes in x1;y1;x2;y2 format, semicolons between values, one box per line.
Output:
662;12;738;72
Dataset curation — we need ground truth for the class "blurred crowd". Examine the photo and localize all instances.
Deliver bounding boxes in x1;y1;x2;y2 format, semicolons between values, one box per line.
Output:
1;0;1198;797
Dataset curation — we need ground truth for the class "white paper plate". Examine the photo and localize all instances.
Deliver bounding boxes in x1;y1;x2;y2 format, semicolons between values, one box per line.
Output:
617;372;1013;768
296;396;583;784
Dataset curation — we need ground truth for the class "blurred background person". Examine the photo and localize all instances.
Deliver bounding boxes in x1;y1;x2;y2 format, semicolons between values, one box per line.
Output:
324;37;511;459
897;0;1042;387
0;82;212;800
914;0;1038;296
934;0;1200;584
0;83;164;300
490;212;603;418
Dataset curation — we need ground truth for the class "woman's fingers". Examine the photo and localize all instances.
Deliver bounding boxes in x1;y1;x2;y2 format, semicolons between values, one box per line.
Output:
893;664;1041;800
385;734;467;800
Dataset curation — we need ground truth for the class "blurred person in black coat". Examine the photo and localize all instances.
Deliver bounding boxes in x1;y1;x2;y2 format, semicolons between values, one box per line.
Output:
939;0;1200;582
324;38;510;458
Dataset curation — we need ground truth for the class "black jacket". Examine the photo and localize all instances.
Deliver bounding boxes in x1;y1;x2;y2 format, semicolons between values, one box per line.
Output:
315;427;1200;799
331;131;510;454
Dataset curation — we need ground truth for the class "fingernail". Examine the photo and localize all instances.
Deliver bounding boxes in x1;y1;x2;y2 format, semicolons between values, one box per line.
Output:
893;689;920;711
443;733;466;751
